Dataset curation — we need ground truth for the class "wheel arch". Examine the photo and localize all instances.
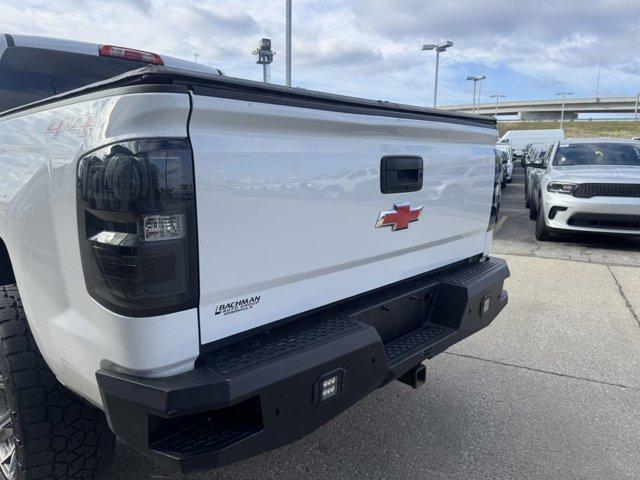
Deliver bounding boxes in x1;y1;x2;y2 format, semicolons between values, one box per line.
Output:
0;237;16;287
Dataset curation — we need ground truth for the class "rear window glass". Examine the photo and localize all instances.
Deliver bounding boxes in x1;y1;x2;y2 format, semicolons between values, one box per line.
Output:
0;46;145;113
553;143;640;167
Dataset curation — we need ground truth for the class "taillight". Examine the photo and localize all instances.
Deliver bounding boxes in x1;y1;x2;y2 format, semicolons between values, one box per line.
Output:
77;139;198;317
98;45;164;65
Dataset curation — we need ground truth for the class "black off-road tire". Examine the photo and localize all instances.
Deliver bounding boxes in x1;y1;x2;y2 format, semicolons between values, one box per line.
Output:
535;203;552;241
0;285;115;479
528;196;537;220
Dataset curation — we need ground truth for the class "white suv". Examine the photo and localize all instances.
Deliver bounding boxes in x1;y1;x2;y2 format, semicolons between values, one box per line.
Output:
530;139;640;241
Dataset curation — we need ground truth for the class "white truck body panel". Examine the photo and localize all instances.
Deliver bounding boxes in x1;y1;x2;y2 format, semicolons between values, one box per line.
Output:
190;95;497;344
0;92;199;406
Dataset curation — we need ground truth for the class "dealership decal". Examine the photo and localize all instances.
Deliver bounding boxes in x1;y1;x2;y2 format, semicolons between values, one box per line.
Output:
215;295;261;316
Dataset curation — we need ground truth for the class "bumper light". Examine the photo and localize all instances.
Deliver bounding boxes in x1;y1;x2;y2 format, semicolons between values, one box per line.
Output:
547;182;577;194
480;294;491;316
313;369;345;404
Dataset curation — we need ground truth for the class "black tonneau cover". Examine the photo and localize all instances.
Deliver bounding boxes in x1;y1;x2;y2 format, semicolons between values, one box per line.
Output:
0;65;496;128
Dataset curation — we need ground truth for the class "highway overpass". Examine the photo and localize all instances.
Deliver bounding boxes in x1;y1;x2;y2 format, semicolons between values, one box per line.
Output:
442;96;640;120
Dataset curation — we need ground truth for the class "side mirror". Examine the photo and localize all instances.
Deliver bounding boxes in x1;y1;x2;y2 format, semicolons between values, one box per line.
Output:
532;159;545;168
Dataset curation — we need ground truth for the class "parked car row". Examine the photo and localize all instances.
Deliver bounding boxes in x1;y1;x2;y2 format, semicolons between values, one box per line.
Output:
523;139;640;241
496;143;514;187
498;128;565;157
490;143;515;218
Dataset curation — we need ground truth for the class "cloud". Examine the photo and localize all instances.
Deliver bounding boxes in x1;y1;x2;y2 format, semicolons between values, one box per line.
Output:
2;0;639;105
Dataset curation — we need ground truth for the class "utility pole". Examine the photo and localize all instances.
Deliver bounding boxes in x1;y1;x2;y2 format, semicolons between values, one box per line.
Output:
635;92;639;121
286;0;292;86
253;38;275;83
422;41;454;108
193;53;199;64
555;92;574;129
489;94;506;118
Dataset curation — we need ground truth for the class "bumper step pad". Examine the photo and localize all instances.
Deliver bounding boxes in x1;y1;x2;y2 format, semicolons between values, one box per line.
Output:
207;316;360;375
152;420;260;457
385;324;454;364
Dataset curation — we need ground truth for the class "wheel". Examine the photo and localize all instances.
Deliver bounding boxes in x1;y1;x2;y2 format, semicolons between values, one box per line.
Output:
528;196;537;220
0;285;115;479
524;177;530;208
535;201;551;241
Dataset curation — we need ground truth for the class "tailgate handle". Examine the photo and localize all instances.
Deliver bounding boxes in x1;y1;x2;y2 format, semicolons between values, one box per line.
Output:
380;156;423;194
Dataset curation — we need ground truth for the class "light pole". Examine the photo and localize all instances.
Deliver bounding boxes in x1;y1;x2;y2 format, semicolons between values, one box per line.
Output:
286;0;292;87
422;41;453;108
465;75;486;114
555;91;574;129
253;38;275;83
193;53;199;64
595;56;603;98
635;92;639;121
489;94;506;118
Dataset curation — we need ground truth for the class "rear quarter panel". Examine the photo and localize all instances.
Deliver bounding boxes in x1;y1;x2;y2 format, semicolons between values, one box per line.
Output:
0;91;198;406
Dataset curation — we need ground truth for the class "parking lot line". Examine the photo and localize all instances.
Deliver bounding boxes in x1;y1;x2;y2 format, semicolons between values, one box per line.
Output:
494;214;508;233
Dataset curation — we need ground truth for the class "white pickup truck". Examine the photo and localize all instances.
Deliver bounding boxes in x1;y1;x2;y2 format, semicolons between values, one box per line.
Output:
0;34;509;479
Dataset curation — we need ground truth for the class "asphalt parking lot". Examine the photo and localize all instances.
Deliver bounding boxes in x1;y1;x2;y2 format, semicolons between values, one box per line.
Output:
104;163;640;480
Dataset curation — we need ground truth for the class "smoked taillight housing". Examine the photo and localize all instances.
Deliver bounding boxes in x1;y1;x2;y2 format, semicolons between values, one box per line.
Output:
77;139;198;317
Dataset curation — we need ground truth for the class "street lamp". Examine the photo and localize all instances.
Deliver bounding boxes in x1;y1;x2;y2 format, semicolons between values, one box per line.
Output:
253;38;275;83
422;40;454;108
466;75;486;114
489;94;506;118
286;0;292;86
595;56;603;99
555;91;574;129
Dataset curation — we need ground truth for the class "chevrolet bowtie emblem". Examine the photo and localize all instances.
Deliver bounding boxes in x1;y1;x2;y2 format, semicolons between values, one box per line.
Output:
375;203;423;231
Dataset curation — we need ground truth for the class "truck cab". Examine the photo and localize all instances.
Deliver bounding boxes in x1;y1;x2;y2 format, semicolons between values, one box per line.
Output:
0;33;222;112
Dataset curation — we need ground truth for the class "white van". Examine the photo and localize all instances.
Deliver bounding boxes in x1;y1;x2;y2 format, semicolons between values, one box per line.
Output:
498;129;565;156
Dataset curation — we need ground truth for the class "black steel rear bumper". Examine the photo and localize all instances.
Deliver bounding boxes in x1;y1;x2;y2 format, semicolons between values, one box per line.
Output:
97;257;509;473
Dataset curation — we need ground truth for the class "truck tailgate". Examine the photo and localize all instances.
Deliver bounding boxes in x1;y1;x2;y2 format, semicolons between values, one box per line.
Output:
189;91;497;344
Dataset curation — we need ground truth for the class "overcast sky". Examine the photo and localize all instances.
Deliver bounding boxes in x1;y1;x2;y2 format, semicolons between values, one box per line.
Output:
3;0;640;107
